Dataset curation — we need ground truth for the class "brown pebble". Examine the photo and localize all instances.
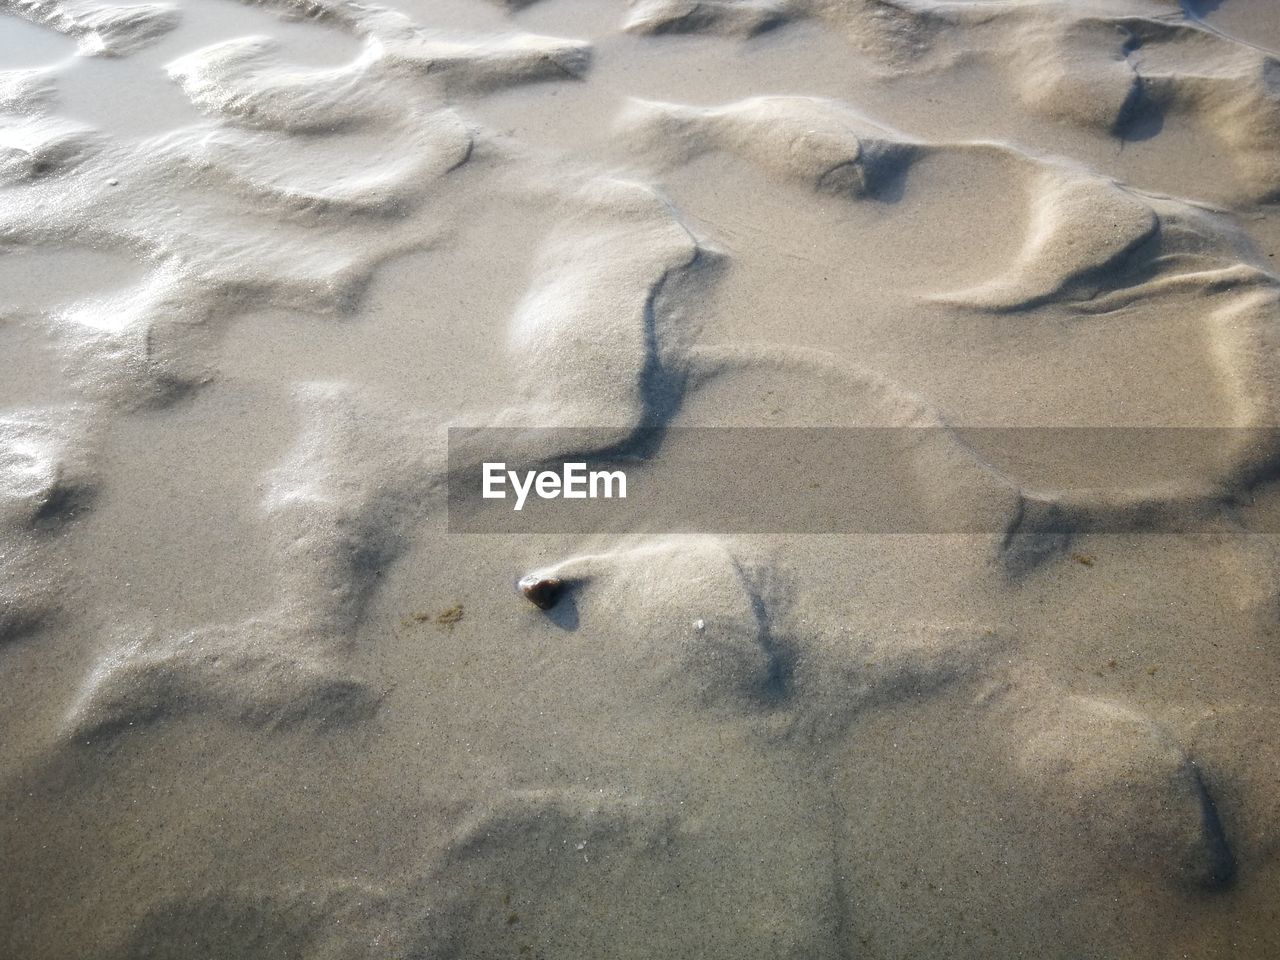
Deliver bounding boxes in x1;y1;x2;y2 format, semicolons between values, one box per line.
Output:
519;575;564;610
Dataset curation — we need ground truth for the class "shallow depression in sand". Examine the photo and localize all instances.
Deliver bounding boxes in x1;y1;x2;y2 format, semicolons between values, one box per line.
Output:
0;13;75;66
0;247;145;309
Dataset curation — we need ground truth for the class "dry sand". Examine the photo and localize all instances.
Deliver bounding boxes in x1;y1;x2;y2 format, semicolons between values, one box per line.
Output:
3;0;1280;957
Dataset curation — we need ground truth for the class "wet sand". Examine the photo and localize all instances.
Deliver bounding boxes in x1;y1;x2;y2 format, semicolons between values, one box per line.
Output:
3;0;1280;957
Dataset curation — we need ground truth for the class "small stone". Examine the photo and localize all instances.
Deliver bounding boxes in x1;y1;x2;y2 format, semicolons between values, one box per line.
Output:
519;574;564;610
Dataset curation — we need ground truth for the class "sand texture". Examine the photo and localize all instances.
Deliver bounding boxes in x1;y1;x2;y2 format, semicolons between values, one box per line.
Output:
3;0;1280;957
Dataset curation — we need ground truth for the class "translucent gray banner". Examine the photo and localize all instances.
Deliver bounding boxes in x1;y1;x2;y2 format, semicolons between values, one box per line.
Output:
446;427;1280;534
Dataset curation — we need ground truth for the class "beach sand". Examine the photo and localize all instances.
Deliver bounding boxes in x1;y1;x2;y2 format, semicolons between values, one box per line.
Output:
3;0;1280;956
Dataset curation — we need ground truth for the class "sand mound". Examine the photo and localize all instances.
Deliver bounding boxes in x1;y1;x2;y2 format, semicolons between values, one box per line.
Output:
618;95;919;197
63;382;446;744
0;408;93;531
1014;694;1236;890
1189;702;1280;875
632;1;1279;200
420;787;841;959
624;0;791;37
0;0;178;57
524;537;787;711
935;166;1158;312
1011;14;1144;133
264;382;445;638
65;620;380;741
530;537;1011;737
157;115;471;218
504;177;711;436
0;409;93;642
1055;16;1280;202
383;31;591;92
0;70;55;113
95;881;408;960
780;621;1009;740
167;37;387;134
0;115;96;184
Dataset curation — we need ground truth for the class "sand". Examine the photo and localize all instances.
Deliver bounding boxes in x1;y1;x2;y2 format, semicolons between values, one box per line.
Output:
2;0;1280;957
